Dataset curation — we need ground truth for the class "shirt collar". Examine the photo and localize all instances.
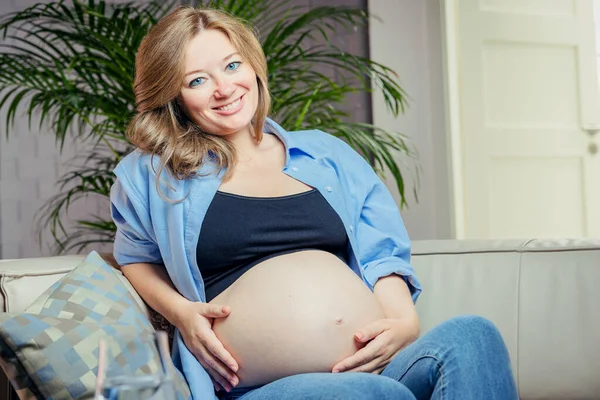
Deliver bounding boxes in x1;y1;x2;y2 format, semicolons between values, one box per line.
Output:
263;117;317;159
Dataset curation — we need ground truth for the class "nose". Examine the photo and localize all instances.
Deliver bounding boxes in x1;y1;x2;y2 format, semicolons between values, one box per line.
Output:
214;77;235;99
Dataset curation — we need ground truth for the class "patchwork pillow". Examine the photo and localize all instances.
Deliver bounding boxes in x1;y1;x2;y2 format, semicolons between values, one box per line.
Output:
0;251;191;400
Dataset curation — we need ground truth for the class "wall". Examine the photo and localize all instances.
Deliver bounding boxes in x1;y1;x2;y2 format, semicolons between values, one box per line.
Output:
0;0;94;259
0;0;370;259
369;0;454;240
290;0;372;125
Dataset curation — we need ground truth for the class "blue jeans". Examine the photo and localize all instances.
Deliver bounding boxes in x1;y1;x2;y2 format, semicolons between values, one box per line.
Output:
222;315;518;400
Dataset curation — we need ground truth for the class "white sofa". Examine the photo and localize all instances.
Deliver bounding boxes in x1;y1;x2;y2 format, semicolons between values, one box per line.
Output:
1;239;599;399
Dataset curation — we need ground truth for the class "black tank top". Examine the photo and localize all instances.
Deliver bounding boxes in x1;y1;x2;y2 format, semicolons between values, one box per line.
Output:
196;189;349;301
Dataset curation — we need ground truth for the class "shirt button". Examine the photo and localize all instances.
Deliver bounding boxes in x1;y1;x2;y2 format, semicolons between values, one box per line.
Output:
349;225;354;232
325;186;332;192
291;167;299;172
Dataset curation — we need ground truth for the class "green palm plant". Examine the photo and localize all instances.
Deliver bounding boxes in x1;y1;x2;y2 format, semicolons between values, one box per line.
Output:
0;0;415;254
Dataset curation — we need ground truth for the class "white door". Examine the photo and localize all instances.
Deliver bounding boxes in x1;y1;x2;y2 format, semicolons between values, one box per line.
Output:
450;0;600;238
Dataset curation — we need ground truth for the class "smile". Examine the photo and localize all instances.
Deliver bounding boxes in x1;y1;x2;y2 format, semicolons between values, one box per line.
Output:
214;95;243;112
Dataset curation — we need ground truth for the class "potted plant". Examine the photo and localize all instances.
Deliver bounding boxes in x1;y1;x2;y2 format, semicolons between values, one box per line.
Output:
0;0;414;253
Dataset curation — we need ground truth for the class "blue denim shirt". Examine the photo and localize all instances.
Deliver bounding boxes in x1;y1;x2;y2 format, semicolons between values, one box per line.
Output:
110;118;422;400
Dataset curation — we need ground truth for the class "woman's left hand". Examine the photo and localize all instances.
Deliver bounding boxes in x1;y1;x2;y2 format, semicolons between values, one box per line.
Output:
331;316;420;374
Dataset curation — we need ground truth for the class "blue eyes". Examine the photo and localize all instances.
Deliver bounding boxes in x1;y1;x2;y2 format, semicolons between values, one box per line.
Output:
188;61;242;88
226;61;241;71
189;77;206;88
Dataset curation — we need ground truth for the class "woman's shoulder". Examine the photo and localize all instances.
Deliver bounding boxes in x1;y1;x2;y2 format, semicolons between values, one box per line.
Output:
276;123;377;183
114;149;160;182
113;149;188;201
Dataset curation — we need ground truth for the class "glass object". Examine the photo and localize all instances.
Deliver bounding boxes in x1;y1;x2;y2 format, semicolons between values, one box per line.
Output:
95;331;176;400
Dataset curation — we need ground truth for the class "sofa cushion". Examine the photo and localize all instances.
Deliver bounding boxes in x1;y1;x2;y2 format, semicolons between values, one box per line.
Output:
0;255;84;314
518;246;600;398
411;238;600;400
0;251;190;400
412;241;521;380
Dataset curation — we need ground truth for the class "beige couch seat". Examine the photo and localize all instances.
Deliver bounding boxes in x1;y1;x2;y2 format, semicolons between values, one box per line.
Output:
412;238;600;400
1;238;599;399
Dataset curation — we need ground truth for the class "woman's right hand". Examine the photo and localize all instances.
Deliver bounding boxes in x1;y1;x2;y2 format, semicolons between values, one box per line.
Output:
175;301;239;392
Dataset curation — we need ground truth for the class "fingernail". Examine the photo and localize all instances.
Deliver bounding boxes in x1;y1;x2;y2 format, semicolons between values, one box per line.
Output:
332;369;339;373
355;332;364;340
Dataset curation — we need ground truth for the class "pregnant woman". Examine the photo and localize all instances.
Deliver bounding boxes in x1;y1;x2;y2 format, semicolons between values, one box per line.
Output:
110;6;518;400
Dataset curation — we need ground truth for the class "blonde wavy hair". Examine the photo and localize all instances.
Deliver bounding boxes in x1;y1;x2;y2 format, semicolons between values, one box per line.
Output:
126;6;270;186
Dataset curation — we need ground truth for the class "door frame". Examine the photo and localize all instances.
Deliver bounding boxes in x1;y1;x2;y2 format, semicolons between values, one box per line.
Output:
440;0;464;239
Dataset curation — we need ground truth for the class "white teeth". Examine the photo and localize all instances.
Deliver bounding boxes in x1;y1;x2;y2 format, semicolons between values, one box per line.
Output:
217;98;241;111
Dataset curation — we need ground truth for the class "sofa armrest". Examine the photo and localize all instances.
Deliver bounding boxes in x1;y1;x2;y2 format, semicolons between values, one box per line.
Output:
0;253;149;316
0;255;84;313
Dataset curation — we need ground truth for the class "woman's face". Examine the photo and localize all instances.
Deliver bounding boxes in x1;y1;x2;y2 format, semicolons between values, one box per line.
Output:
180;29;259;138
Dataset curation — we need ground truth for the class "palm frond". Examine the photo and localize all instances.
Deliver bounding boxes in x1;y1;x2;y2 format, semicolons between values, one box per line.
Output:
35;142;130;254
0;0;176;146
3;0;416;254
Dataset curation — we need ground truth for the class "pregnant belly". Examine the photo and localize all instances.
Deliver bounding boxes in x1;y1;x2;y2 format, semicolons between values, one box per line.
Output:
209;250;384;387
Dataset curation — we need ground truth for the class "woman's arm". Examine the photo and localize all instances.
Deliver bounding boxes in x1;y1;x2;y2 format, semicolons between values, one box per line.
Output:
121;262;191;327
373;274;419;325
328;133;422;374
324;133;422;300
121;261;239;391
331;275;420;374
373;275;420;343
110;176;239;392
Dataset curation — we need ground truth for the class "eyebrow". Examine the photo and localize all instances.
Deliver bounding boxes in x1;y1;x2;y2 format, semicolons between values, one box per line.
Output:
184;52;240;77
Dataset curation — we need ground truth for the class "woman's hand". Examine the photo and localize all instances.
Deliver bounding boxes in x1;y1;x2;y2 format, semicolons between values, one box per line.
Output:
174;301;239;392
331;316;420;374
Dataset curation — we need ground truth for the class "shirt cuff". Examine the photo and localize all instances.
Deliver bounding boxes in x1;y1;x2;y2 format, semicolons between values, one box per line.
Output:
363;258;422;303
